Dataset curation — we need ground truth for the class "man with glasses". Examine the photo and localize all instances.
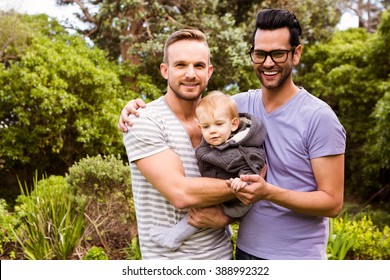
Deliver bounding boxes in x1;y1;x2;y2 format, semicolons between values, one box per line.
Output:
226;9;346;260
119;9;346;260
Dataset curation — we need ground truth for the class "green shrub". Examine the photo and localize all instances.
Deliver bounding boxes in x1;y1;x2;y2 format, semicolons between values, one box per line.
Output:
13;174;84;260
354;207;390;230
67;154;129;194
327;214;357;260
123;236;142;260
327;213;390;259
66;154;136;259
0;199;17;258
230;222;239;259
349;215;390;259
83;246;109;260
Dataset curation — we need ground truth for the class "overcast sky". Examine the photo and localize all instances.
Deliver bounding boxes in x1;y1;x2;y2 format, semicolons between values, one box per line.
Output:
1;0;359;30
0;0;81;26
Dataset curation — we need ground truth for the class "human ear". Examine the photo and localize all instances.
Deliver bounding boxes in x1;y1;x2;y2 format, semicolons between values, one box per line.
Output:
208;64;214;79
160;63;168;79
231;117;240;132
293;45;302;65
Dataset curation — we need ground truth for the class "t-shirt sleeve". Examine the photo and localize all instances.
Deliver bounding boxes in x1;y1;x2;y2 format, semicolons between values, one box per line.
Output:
232;90;262;115
307;106;346;159
123;110;169;162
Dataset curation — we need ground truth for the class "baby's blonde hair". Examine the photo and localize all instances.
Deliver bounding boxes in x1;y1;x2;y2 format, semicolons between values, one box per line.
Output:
196;91;239;120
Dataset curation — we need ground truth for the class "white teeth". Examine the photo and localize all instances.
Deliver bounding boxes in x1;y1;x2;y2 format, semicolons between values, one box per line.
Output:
264;71;278;75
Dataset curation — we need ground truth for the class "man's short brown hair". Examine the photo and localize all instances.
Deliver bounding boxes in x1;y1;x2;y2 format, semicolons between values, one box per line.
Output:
163;29;210;64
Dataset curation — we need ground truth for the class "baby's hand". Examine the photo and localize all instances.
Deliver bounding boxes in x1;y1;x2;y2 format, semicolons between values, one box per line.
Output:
229;177;248;192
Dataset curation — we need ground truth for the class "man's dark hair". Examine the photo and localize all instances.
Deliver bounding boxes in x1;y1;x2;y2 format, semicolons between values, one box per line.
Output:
251;9;302;49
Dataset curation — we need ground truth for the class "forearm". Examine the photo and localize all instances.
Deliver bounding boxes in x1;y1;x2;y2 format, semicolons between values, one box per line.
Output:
135;149;235;209
180;177;235;208
264;183;342;217
235;155;344;218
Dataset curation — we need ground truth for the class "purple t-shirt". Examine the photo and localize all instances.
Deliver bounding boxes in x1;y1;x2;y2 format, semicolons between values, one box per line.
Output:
232;88;346;259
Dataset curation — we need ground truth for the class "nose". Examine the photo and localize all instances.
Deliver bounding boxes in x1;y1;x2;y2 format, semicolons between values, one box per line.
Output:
185;65;196;78
263;54;275;67
209;125;217;133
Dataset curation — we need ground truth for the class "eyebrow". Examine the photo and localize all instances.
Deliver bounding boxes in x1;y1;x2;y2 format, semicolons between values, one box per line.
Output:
172;60;207;66
253;48;290;52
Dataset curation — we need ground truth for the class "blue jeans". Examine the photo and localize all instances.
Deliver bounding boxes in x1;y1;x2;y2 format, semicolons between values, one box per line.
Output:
235;247;267;260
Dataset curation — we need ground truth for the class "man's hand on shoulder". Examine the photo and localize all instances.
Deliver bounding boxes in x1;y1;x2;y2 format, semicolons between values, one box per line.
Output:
118;98;147;132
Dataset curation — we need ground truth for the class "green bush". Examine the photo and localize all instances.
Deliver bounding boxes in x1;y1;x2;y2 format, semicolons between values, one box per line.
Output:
83;246;109;260
327;213;390;260
123;237;142;260
327;214;357;260
349;215;390;259
230;222;239;259
354;207;390;230
0;199;17;258
66;154;131;200
66;154;136;259
13;174;84;259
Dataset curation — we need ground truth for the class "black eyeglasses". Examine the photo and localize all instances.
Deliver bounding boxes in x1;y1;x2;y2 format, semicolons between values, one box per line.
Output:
249;47;296;64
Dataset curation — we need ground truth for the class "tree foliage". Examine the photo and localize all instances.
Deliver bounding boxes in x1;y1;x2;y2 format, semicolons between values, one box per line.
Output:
0;11;32;64
362;8;390;198
57;0;343;92
0;13;142;200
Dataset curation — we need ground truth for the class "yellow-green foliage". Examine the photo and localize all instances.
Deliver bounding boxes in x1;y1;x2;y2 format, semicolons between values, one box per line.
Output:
350;215;390;259
327;213;390;260
0;199;17;258
83;246;109;260
230;222;239;259
327;215;357;260
124;237;142;260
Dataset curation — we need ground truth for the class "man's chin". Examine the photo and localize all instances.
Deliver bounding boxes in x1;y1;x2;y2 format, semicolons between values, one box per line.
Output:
175;91;203;101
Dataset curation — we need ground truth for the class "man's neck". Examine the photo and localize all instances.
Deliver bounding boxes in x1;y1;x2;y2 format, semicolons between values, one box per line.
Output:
164;93;199;122
164;92;203;147
262;82;300;113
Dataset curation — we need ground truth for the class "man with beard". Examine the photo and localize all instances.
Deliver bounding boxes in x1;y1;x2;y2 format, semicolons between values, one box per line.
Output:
122;29;234;259
120;9;346;260
226;9;346;259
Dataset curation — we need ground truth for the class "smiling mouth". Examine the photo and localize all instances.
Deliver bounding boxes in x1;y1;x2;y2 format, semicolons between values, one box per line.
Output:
182;83;198;87
263;71;278;76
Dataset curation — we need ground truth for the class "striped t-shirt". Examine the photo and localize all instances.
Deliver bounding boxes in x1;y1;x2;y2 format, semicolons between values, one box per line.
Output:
123;96;232;259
